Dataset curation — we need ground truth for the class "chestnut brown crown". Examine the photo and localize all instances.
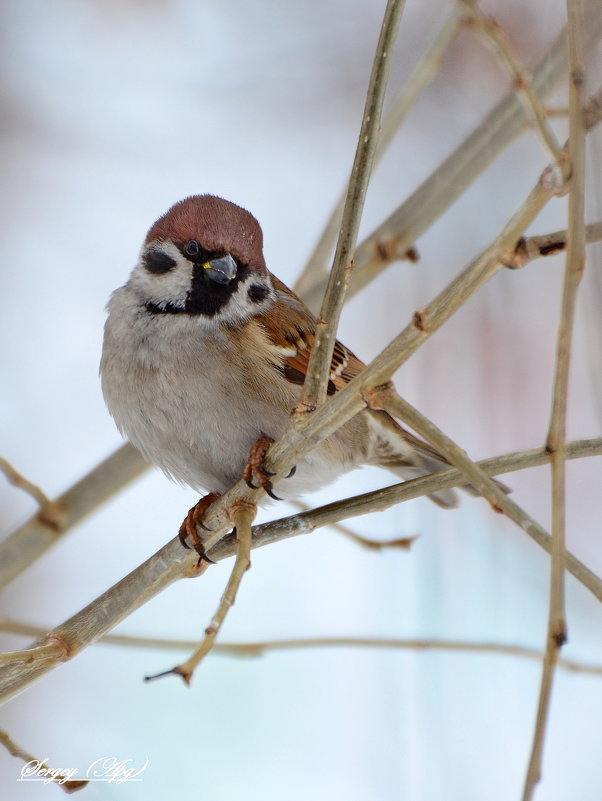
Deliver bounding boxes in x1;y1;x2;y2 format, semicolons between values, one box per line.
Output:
145;195;266;271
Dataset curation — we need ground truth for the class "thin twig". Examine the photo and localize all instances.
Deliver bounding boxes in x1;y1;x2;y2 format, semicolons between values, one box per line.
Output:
460;0;565;168
523;2;587;798
548;0;587;643
0;438;600;705
297;0;406;410
0;443;148;591
2;621;602;675
0;729;88;793
502;221;602;268
145;502;257;684
294;9;462;297
0;456;65;530
522;643;556;801
287;499;417;551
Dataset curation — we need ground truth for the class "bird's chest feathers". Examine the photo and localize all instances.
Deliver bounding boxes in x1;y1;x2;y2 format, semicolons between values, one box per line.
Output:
102;304;366;496
110;315;292;454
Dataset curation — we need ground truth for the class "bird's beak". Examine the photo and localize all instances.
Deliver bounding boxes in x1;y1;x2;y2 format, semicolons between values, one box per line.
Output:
203;254;237;285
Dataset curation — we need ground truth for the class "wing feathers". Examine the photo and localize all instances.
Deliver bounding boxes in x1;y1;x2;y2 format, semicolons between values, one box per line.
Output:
257;274;365;394
253;272;509;508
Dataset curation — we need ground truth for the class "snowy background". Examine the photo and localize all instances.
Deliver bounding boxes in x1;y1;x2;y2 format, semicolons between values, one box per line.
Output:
1;1;601;799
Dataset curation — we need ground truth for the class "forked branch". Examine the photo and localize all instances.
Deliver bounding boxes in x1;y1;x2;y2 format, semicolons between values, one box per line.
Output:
460;0;565;167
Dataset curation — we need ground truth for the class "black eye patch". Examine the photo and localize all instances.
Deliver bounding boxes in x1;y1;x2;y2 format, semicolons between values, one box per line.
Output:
143;249;177;274
247;283;269;303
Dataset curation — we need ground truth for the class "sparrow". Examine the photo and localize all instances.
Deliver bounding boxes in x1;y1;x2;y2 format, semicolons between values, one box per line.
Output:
100;195;463;550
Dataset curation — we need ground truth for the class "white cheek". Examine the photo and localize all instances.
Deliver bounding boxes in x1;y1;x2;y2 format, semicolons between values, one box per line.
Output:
128;241;192;307
211;275;275;326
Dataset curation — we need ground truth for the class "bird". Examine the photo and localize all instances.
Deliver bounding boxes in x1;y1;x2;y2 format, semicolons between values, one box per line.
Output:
100;194;465;554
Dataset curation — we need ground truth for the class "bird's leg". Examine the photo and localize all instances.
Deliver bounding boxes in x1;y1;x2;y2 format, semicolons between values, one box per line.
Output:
243;436;282;500
178;492;221;563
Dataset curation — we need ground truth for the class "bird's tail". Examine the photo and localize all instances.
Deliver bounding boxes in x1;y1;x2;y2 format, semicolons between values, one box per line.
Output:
365;409;509;509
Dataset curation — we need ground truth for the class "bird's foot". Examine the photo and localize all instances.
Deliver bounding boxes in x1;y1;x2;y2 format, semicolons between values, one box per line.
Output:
178;492;221;563
243;436;282;500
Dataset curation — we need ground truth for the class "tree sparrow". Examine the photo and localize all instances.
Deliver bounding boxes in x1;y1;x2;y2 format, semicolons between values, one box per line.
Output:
100;195;463;549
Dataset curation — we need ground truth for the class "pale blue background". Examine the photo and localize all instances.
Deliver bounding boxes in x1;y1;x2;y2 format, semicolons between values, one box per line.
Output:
1;1;601;799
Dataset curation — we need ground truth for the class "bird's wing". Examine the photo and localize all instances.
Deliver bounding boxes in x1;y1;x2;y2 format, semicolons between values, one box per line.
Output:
257;274;365;394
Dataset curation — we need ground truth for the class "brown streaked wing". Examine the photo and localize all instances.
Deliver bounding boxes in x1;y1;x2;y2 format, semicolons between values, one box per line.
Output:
257;274;365;394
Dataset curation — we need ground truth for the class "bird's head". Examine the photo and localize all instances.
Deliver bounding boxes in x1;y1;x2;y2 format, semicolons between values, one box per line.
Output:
127;195;275;324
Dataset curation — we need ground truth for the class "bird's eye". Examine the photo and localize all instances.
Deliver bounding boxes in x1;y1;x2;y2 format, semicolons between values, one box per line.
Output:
184;239;200;258
143;248;177;274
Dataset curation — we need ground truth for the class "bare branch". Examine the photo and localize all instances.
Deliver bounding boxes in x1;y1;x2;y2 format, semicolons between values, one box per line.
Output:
502;221;602;268
460;0;565;167
0;443;148;591
523;2;587;799
287;499;417;550
3;621;602;676
546;0;587;637
0;456;64;530
297;0;406;410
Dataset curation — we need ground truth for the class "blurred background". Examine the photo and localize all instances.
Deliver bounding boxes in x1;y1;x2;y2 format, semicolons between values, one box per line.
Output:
1;0;601;799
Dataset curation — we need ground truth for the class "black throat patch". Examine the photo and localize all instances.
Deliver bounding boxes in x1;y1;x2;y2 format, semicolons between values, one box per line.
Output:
146;262;252;317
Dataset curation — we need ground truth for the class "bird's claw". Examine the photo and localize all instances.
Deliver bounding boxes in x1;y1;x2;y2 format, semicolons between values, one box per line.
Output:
179;492;220;563
243;436;282;500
